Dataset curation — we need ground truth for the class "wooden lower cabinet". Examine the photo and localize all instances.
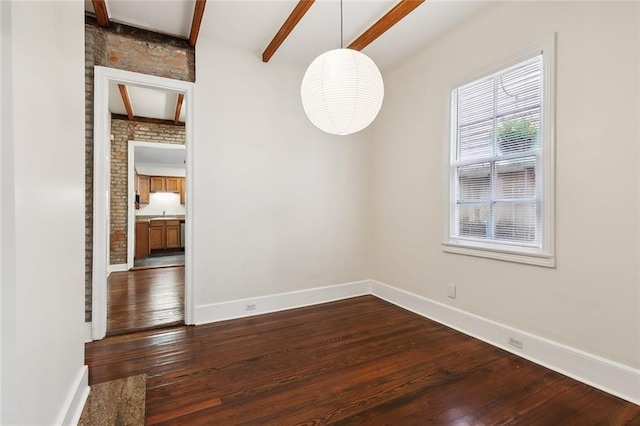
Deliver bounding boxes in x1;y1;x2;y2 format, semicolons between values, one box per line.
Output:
165;221;181;249
149;222;165;250
149;219;181;250
135;221;150;260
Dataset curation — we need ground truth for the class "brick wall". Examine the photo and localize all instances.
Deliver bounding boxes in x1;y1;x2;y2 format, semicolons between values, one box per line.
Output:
85;17;194;321
110;119;185;265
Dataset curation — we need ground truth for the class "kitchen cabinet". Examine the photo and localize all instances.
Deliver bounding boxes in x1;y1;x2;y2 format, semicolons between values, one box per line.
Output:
149;221;165;250
166;177;180;193
149;219;181;250
150;177;165;192
135;221;150;260
165;221;181;248
138;175;150;204
149;176;181;194
180;177;186;204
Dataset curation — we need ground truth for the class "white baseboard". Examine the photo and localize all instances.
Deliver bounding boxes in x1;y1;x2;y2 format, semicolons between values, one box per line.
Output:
369;280;640;406
194;280;371;324
107;263;128;275
85;322;93;343
58;365;89;426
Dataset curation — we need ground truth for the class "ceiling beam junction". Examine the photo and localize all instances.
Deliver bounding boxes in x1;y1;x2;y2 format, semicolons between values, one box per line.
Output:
263;0;316;63
348;0;425;51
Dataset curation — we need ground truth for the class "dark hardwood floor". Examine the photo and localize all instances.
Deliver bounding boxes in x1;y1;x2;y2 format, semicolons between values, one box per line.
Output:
106;266;184;336
86;296;640;425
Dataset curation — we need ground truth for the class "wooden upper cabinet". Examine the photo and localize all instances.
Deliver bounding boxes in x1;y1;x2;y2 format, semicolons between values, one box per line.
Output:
165;177;180;193
180;177;186;204
138;175;150;204
150;177;165;193
150;176;181;194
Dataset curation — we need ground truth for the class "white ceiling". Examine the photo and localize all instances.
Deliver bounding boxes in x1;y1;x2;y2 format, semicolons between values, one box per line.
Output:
202;0;492;71
93;0;492;121
108;82;187;122
86;0;196;38
134;145;186;176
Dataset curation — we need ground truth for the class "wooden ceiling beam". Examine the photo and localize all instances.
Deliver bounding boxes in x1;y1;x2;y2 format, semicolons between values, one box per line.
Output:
263;0;315;63
174;94;185;125
112;114;185;127
347;0;425;51
117;84;134;121
92;0;110;27
189;0;207;47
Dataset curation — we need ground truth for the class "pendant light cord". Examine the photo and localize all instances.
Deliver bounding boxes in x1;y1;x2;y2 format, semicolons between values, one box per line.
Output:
340;0;343;49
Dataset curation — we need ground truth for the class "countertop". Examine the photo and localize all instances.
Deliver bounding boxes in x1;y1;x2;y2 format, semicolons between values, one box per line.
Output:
136;215;185;223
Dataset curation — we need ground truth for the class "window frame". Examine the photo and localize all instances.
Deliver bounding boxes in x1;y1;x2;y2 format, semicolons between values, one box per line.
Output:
442;36;556;267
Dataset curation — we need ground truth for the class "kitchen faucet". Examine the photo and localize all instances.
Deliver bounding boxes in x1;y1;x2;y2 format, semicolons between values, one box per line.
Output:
163;210;166;217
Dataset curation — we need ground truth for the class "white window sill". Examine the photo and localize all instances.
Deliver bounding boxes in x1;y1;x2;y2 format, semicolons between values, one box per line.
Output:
442;242;555;268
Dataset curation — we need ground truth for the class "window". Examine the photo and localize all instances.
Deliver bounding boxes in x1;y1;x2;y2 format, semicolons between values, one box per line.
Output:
443;41;555;267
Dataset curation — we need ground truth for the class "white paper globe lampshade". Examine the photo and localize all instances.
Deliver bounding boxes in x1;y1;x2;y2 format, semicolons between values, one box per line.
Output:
301;48;384;136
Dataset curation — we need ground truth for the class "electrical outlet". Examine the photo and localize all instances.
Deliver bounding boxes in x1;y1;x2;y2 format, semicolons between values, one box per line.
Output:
508;337;523;349
245;303;256;311
447;284;456;299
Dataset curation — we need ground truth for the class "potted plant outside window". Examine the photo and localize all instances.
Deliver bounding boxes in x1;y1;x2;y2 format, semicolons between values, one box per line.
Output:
497;118;538;153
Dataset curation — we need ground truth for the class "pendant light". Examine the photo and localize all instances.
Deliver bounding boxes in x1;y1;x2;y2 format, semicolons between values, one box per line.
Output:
301;0;384;136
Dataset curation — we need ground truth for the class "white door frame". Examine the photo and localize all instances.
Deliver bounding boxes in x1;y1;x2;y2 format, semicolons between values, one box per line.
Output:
127;141;186;269
92;66;195;340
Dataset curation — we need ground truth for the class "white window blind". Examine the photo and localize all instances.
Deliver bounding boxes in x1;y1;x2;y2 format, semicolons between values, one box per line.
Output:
447;52;553;263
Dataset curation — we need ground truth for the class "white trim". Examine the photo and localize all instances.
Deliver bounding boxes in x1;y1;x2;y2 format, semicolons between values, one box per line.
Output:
57;366;89;426
84;322;93;343
442;34;557;267
127;140;186;272
107;263;128;274
92;66;195;340
194;280;372;324
369;280;640;406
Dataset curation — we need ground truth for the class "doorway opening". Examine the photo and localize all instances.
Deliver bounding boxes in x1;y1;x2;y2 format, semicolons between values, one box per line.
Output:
130;142;186;270
92;66;194;340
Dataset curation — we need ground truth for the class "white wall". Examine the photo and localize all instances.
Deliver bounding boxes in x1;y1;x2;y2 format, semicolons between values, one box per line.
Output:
193;38;371;307
371;1;639;369
2;1;87;424
137;192;186;217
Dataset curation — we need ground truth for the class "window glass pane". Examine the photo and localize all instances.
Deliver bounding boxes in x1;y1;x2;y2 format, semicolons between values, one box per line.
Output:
458;162;490;200
497;110;540;154
495;157;536;199
458;119;494;161
457;203;490;238
458;77;494;126
496;57;542;116
493;201;538;242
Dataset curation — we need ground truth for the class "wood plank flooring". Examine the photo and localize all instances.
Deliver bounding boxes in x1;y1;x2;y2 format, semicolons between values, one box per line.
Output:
106;266;184;336
86;296;640;424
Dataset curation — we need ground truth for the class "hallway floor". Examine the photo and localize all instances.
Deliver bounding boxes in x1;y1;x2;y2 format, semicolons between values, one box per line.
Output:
107;266;184;336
